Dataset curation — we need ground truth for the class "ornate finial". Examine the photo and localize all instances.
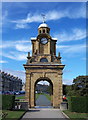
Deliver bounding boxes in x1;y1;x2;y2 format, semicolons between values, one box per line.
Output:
58;52;60;57
41;14;46;23
28;52;30;57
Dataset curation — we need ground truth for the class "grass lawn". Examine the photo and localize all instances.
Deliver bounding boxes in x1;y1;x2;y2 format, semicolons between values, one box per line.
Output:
16;93;51;101
2;110;26;120
36;93;41;100
16;95;25;100
63;110;88;120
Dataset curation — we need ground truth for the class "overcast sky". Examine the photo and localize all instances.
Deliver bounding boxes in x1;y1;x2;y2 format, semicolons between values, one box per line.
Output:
1;2;86;85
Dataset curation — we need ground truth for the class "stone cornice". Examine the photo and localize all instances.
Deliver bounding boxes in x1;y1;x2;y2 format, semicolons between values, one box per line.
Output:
23;64;65;69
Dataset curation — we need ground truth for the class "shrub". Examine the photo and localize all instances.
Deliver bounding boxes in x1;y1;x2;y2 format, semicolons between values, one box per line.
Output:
2;95;15;110
67;96;88;113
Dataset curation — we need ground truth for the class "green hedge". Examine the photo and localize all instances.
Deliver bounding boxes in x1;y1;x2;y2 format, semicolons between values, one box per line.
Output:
2;95;15;110
67;96;88;113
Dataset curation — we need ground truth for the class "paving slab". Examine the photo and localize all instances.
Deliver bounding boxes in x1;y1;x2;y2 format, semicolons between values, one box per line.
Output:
21;108;68;119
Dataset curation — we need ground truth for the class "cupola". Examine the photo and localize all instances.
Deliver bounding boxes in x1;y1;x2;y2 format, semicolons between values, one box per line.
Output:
38;22;50;35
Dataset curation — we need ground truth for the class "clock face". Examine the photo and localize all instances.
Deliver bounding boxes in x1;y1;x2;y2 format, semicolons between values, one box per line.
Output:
41;38;48;44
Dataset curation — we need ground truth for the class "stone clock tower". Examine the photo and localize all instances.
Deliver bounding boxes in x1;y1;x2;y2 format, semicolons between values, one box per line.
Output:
23;21;65;108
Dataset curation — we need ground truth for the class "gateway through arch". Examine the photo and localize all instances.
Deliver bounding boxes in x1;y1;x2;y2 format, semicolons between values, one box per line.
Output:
34;77;53;107
23;21;65;108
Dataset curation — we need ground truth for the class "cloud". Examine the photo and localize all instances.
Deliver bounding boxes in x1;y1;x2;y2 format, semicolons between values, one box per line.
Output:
2;52;28;61
11;4;86;29
16;44;32;52
0;10;8;32
15;23;29;29
2;11;8;22
63;44;86;54
57;43;86;56
0;39;32;61
38;81;50;85
63;79;73;85
0;10;8;26
65;3;86;19
0;60;8;63
55;28;86;43
1;40;31;49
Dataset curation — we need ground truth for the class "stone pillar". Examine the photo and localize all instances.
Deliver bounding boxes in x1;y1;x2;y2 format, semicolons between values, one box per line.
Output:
48;39;50;54
53;82;60;108
25;71;31;108
58;73;63;103
52;72;63;108
30;75;35;108
37;40;39;54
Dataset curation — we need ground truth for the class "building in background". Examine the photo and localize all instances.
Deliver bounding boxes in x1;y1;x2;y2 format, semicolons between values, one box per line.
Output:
22;82;25;91
0;70;22;92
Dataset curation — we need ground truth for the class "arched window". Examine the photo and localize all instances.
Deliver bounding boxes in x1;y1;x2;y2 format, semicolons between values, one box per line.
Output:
39;30;41;34
43;29;45;33
40;58;48;62
47;30;49;34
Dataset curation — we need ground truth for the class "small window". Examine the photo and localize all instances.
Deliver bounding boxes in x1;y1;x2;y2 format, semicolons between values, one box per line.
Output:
39;30;41;34
43;29;45;33
40;58;48;62
47;30;49;34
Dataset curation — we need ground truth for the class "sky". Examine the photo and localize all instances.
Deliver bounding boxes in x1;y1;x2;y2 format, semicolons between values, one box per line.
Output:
1;2;86;85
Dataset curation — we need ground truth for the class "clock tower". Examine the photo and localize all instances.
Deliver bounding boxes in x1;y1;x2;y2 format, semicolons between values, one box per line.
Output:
28;22;61;64
24;21;65;108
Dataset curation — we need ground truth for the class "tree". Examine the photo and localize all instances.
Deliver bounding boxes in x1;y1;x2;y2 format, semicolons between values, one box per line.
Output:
47;85;52;95
63;85;72;95
68;76;88;96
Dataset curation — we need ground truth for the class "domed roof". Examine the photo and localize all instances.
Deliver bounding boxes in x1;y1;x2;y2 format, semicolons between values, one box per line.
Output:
38;23;49;28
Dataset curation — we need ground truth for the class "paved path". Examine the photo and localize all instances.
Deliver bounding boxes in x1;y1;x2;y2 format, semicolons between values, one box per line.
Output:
21;95;68;119
36;94;51;106
21;109;68;119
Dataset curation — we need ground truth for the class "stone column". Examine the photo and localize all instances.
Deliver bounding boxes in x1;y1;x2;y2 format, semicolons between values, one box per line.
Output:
58;73;63;104
25;71;31;108
52;72;63;108
30;74;35;108
53;82;60;108
36;40;39;54
48;39;50;54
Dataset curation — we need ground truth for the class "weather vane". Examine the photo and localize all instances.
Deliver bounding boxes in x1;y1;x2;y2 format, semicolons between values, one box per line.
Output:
41;14;46;23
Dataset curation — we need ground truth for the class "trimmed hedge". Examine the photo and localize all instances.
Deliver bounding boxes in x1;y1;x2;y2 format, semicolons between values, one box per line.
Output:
67;96;88;113
2;95;15;110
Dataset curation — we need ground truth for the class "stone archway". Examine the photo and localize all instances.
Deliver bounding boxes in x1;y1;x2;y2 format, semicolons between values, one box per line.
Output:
24;69;64;108
23;21;65;108
34;77;53;107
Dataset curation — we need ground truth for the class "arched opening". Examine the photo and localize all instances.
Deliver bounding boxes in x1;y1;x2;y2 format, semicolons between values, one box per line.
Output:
47;30;49;34
34;77;53;108
40;58;48;62
43;29;45;33
39;30;41;34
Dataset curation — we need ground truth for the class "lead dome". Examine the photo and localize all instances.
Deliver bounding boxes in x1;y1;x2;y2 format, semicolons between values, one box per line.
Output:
38;22;50;34
38;23;49;28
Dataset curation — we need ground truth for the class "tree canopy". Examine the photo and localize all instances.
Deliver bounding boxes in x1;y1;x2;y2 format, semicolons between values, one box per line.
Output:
63;76;88;96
